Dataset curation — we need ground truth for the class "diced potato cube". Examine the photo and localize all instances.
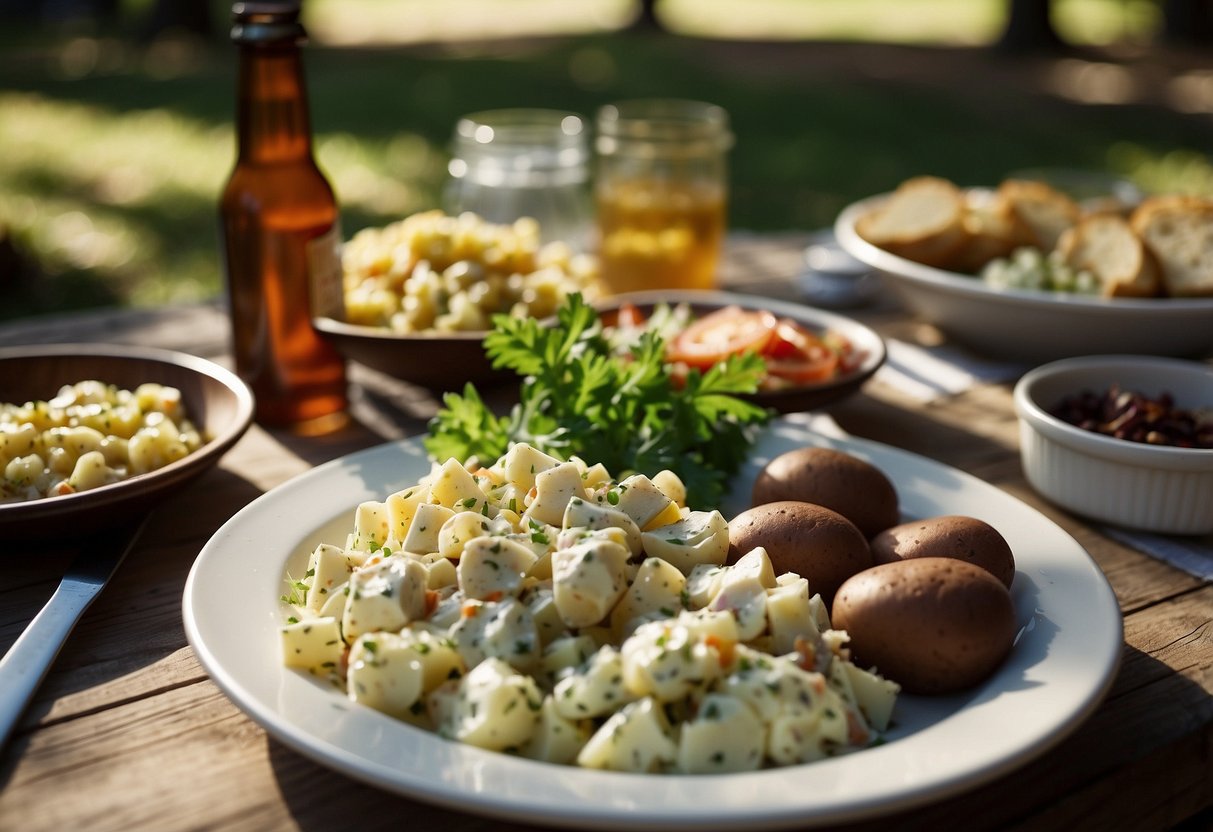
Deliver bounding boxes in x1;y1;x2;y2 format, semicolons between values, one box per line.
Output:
766;575;821;656
640;510;729;575
609;557;687;638
347;631;426;718
342;556;430;643
520;696;591;765
450;597;540;672
550;537;629;628
402;503;456;555
351;501;390;551
280;616;343;671
440;658;542;752
386;485;430;543
676;693;764;773
843;661;900;733
576;697;677;772
613;474;676;530
503;443;561;493
457;536;537;601
306;543;363;613
525;461;587;528
553;645;633;719
563;496;642;555
429;458;488;512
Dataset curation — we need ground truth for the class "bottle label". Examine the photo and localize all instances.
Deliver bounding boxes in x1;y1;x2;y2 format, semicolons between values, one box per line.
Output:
307;223;345;320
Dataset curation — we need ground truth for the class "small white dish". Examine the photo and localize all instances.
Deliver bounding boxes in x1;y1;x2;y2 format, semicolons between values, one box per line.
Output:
798;230;882;309
834;192;1213;362
1014;355;1213;535
184;418;1122;830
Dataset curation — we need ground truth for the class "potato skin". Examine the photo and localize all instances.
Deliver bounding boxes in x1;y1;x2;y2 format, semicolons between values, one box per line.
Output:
832;558;1016;695
728;501;872;606
751;447;899;538
870;515;1016;588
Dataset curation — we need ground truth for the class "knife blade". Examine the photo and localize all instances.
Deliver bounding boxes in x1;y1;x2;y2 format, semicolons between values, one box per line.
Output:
0;516;150;751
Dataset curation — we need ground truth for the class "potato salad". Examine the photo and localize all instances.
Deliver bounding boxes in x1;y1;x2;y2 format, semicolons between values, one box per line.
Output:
279;444;899;773
1;380;203;503
341;211;600;333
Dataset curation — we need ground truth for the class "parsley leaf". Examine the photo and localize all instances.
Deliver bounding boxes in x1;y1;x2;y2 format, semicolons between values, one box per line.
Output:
424;294;771;506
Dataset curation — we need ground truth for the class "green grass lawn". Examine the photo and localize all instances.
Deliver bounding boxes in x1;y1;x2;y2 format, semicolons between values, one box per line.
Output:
1;2;1211;320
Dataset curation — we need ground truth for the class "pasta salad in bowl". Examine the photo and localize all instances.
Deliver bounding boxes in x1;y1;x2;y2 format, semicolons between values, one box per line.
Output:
0;344;253;539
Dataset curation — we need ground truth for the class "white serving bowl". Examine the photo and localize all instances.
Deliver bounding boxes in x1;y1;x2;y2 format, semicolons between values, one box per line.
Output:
1013;355;1213;535
834;192;1213;362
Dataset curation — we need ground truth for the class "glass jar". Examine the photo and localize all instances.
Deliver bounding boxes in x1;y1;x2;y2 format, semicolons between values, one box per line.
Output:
443;108;592;251
594;99;733;294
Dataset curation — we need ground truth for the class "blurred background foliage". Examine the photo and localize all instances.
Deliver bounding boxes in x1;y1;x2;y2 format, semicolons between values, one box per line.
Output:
1;0;1212;320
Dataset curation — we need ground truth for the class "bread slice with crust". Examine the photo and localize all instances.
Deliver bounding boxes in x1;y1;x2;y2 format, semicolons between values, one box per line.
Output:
1056;213;1161;297
1130;196;1213;297
948;193;1020;273
856;176;969;268
997;179;1081;251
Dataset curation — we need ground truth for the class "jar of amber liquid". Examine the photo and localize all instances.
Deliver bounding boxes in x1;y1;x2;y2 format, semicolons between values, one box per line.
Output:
594;99;732;294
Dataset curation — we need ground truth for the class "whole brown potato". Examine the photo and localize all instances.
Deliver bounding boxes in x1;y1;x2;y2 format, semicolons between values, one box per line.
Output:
832;558;1017;695
728;501;871;606
751;447;899;538
870;515;1016;588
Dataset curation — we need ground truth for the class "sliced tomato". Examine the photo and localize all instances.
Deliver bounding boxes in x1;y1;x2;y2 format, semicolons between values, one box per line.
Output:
667;306;778;369
765;347;839;383
763;319;840;383
764;319;815;360
616;302;647;329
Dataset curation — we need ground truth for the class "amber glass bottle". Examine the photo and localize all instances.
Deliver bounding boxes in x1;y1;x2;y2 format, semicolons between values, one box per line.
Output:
220;1;347;430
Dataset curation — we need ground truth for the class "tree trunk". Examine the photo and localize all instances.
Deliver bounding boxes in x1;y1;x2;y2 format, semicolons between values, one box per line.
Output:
1162;0;1213;46
996;0;1066;54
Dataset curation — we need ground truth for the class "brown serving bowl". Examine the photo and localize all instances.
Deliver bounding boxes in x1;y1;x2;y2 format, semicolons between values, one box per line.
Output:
0;344;254;540
313;316;512;391
594;290;886;414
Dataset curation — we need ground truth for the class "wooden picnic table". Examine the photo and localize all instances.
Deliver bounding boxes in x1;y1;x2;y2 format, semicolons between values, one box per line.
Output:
1;234;1210;831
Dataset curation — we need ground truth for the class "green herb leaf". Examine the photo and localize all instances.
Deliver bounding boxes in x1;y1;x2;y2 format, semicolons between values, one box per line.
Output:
424;294;771;506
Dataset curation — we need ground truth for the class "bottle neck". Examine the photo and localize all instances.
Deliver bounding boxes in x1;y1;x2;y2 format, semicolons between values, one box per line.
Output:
235;43;314;164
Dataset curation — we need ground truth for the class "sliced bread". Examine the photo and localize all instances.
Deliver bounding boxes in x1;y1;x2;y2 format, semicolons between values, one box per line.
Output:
856;176;968;268
948;193;1020;273
1056;213;1161;297
997;179;1081;251
1130;196;1213;297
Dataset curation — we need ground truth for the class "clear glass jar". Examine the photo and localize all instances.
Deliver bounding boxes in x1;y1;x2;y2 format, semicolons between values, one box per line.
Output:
594;99;733;294
443;108;592;251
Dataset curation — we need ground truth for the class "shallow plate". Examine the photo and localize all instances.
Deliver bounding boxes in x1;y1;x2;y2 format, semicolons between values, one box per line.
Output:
183;417;1122;830
313;316;511;392
0;344;254;539
594;290;886;414
834;193;1213;362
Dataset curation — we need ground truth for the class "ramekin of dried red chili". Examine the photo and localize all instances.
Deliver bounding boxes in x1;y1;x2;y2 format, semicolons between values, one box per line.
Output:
1050;386;1213;449
1014;356;1213;535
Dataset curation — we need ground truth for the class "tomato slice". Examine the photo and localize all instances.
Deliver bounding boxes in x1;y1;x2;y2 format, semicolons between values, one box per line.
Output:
667;306;778;369
616;302;647;329
763;318;840;383
765;346;839;383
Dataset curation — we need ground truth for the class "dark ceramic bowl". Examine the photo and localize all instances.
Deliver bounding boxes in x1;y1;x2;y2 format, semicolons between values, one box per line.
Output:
0;344;254;539
594;289;886;414
313;316;512;392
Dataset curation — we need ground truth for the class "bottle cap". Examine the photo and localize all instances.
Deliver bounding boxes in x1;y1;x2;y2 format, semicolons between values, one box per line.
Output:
231;1;305;44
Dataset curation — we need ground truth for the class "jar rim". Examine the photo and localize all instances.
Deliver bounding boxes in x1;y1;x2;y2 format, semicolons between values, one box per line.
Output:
455;108;587;148
595;99;732;156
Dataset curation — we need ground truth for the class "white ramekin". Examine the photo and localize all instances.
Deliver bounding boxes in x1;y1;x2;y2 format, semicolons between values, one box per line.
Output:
1013;355;1213;535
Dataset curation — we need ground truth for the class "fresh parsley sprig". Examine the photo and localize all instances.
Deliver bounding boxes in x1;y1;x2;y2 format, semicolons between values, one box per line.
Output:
424;294;771;507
